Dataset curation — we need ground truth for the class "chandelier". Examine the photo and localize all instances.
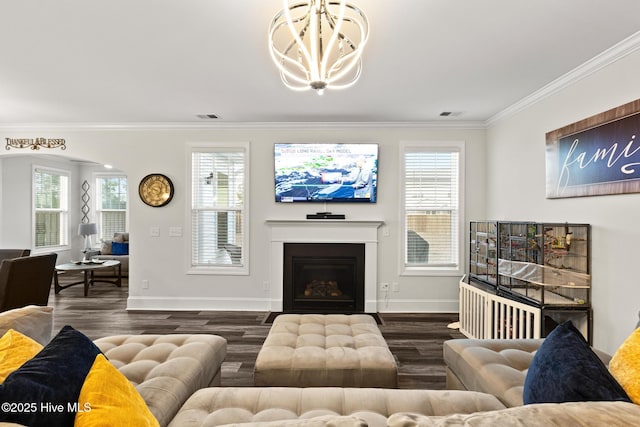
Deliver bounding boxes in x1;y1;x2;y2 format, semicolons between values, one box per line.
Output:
5;137;66;150
268;0;369;94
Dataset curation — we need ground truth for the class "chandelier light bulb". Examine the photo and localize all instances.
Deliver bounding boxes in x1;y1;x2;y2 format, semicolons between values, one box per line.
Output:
269;0;369;93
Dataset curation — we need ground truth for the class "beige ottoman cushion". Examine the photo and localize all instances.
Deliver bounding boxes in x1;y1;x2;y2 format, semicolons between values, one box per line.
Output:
95;334;227;427
254;314;397;387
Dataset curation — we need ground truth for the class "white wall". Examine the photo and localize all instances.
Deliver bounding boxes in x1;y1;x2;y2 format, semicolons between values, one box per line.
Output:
0;154;83;263
0;126;487;313
486;49;640;353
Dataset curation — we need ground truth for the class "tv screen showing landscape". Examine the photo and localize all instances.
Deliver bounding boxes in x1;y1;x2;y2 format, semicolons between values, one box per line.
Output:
274;143;378;203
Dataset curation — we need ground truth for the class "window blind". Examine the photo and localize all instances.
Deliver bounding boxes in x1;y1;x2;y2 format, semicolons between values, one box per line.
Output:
34;168;69;248
96;176;127;239
191;149;246;267
403;149;460;267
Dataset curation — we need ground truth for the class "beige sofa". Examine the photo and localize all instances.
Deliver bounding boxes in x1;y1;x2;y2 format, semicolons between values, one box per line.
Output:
94;334;227;426
165;328;640;426
169;387;506;427
444;338;544;407
165;330;640;426
443;338;617;408
0;305;227;427
170;399;640;426
90;231;130;276
4;307;639;427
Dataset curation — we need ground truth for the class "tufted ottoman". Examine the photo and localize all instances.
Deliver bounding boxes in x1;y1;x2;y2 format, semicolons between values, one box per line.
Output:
94;334;227;427
254;314;398;387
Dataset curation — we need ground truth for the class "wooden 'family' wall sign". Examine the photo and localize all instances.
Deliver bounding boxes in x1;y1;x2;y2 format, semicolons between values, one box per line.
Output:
546;98;640;199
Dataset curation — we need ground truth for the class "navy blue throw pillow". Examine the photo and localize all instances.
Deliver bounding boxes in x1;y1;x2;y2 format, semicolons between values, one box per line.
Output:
0;325;102;427
523;320;630;404
111;241;129;255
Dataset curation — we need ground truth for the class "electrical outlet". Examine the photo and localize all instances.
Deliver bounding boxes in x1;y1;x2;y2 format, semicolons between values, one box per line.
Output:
380;282;389;291
392;282;399;292
169;227;183;237
142;279;149;289
263;281;270;291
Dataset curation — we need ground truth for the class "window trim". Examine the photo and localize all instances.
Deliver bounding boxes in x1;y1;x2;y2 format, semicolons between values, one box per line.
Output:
399;140;465;277
32;165;71;253
187;142;250;276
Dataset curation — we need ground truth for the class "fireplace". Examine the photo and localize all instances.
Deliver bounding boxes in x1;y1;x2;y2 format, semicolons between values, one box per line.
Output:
283;243;365;313
266;219;383;313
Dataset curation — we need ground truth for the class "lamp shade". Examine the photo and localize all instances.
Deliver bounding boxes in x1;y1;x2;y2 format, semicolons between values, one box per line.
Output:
78;223;98;237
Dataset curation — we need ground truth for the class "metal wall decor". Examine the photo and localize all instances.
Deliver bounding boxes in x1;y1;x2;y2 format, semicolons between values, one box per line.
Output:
138;173;174;207
81;180;91;224
5;137;66;150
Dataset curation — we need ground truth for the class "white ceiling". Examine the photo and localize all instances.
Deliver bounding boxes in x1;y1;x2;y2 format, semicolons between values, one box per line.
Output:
1;0;640;125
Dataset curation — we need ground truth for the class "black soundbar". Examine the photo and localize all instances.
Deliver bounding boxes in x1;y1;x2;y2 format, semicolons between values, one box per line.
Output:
306;213;346;220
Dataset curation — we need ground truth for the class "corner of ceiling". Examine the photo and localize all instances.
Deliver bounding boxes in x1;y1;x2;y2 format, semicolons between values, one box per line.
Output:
486;30;640;127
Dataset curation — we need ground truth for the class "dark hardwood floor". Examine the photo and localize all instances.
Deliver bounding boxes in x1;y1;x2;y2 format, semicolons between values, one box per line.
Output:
50;274;465;389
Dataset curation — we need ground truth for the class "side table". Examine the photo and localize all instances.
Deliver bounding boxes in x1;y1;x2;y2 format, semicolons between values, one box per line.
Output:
54;260;121;297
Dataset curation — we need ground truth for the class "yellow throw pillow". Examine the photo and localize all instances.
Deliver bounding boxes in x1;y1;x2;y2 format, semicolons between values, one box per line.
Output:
610;327;640;404
0;329;43;383
75;354;159;427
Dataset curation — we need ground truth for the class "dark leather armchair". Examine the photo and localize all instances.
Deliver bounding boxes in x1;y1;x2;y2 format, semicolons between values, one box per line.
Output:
0;249;31;264
0;253;57;311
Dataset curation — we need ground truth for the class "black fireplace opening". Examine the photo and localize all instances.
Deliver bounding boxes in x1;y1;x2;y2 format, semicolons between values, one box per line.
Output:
283;243;365;313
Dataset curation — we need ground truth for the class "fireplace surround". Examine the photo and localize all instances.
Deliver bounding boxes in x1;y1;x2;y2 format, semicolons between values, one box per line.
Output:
266;219;383;313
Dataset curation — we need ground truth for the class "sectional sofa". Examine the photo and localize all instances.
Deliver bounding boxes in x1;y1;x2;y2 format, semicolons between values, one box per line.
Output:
0;305;226;427
2;307;639;427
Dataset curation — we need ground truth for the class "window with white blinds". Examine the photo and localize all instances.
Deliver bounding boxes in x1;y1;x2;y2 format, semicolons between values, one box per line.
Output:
33;167;69;248
96;175;127;240
401;142;464;274
190;144;249;272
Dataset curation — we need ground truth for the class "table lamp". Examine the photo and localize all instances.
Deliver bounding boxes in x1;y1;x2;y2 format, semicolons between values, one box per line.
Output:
78;223;98;253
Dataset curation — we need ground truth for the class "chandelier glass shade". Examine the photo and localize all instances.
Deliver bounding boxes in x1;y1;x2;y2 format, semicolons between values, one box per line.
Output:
269;0;369;94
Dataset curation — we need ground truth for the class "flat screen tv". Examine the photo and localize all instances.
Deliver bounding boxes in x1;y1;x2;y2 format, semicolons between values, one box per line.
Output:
275;143;378;203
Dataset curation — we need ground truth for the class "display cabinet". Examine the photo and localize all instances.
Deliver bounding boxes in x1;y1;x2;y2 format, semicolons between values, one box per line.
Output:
497;222;590;307
465;221;592;343
469;221;498;286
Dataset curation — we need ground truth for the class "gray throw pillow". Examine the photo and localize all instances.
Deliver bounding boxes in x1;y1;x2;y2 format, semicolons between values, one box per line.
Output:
100;240;113;255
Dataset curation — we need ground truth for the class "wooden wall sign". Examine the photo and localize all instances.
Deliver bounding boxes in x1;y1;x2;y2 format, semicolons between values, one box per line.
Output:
546;98;640;198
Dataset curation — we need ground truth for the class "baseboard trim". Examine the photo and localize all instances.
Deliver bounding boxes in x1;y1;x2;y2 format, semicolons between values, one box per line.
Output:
126;296;271;311
376;298;459;313
127;296;459;313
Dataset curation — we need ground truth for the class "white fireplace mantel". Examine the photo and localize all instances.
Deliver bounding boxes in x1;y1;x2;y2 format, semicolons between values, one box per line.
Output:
266;219;384;313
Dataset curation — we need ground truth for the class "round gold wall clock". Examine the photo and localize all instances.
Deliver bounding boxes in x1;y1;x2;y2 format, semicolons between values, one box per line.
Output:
138;173;174;207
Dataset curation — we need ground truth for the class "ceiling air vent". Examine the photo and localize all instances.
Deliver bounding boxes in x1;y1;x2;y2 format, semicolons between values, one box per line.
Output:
439;111;462;117
196;114;220;119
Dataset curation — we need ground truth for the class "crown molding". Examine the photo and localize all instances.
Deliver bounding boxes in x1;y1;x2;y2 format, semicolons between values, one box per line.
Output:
0;120;487;132
487;30;640;126
3;31;638;133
